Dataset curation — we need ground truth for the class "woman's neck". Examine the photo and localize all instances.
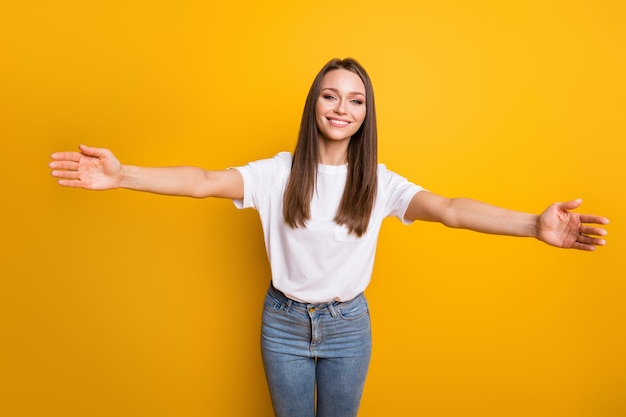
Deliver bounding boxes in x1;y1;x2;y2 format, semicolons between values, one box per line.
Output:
317;137;349;165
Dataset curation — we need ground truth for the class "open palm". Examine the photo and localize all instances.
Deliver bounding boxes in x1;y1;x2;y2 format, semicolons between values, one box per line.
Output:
49;144;122;190
537;199;609;251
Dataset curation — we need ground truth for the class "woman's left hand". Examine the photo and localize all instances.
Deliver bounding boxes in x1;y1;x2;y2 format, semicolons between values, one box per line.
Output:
537;199;609;251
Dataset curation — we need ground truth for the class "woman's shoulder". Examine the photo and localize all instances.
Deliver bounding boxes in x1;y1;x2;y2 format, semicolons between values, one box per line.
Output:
376;162;414;186
274;151;292;165
243;151;292;167
376;162;397;177
237;152;292;177
267;152;292;172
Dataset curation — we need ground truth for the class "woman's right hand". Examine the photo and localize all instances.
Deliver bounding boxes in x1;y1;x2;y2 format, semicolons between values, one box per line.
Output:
49;144;123;190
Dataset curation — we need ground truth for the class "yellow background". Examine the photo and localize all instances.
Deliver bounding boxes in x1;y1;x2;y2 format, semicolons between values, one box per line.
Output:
1;1;624;416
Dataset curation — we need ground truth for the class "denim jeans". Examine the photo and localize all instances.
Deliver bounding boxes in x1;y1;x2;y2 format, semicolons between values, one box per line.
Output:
261;283;372;417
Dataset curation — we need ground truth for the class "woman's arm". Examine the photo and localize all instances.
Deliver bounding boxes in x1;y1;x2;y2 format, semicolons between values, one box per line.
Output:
404;191;609;251
49;144;243;199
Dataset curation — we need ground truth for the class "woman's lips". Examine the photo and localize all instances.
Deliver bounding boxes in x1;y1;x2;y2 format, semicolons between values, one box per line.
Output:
327;118;350;127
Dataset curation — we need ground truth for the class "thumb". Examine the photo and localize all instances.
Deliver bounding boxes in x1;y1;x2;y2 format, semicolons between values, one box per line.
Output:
79;144;109;158
557;198;583;212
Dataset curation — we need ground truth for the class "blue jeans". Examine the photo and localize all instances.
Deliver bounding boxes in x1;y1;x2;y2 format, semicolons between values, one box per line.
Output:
261;283;372;417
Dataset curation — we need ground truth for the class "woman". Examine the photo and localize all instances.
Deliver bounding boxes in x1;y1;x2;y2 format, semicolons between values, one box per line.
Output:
49;58;609;417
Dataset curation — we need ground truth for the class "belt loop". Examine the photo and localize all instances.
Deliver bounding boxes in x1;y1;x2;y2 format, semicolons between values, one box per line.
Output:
328;302;338;317
285;298;293;313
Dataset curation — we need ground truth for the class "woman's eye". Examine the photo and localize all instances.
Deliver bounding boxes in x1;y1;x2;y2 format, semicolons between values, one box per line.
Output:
324;95;337;101
351;99;363;105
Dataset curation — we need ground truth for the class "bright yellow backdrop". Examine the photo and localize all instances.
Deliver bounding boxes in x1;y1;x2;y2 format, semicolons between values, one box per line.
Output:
1;1;624;416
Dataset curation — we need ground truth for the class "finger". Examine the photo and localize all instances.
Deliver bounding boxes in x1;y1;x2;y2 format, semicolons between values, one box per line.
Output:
57;179;86;188
571;241;599;251
78;144;109;158
575;234;607;249
579;214;610;225
579;225;608;236
558;198;583;212
51;169;80;179
50;151;83;162
49;160;79;171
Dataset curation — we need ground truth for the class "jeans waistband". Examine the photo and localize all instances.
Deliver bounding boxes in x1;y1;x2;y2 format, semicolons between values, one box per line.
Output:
268;281;365;317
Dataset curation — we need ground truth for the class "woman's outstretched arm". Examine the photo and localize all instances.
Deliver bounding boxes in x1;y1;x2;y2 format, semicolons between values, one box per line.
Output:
49;144;243;199
404;191;609;251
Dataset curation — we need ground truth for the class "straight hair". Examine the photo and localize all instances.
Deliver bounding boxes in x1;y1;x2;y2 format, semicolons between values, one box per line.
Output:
283;58;378;237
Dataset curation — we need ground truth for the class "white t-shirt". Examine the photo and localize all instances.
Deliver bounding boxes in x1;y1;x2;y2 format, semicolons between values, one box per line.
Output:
233;152;424;303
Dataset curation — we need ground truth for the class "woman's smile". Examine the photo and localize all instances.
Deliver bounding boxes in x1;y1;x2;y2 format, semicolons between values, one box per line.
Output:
327;117;351;127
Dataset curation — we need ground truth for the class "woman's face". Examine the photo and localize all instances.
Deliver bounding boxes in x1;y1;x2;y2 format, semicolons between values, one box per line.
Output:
315;69;367;144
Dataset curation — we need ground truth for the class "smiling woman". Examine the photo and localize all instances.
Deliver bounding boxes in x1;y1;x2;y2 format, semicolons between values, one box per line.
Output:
284;59;379;238
48;57;609;417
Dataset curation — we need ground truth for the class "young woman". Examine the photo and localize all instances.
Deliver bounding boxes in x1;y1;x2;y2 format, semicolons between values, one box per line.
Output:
49;58;609;417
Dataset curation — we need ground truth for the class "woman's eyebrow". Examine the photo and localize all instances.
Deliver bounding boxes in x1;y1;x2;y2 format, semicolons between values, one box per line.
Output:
321;87;366;97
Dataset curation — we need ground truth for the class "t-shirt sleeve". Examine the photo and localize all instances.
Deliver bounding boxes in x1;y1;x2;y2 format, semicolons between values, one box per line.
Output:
379;166;425;224
231;152;292;210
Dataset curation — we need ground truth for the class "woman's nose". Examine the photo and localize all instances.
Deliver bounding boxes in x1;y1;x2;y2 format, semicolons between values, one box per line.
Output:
334;100;347;114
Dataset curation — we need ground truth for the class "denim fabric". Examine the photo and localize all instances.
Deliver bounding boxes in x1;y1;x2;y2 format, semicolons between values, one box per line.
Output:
261;283;372;417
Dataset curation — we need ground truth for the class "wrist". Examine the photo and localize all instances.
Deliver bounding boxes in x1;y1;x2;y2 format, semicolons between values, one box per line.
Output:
530;214;540;239
118;164;131;189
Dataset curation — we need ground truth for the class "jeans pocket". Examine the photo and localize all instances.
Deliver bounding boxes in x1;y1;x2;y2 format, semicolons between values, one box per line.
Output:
263;291;284;313
337;298;369;320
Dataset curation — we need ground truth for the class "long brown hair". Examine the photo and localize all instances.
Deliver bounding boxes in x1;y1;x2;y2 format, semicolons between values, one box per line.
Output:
283;58;378;237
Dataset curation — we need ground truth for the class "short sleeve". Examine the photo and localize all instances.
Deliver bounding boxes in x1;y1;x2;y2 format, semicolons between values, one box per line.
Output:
378;165;425;224
231;152;292;210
